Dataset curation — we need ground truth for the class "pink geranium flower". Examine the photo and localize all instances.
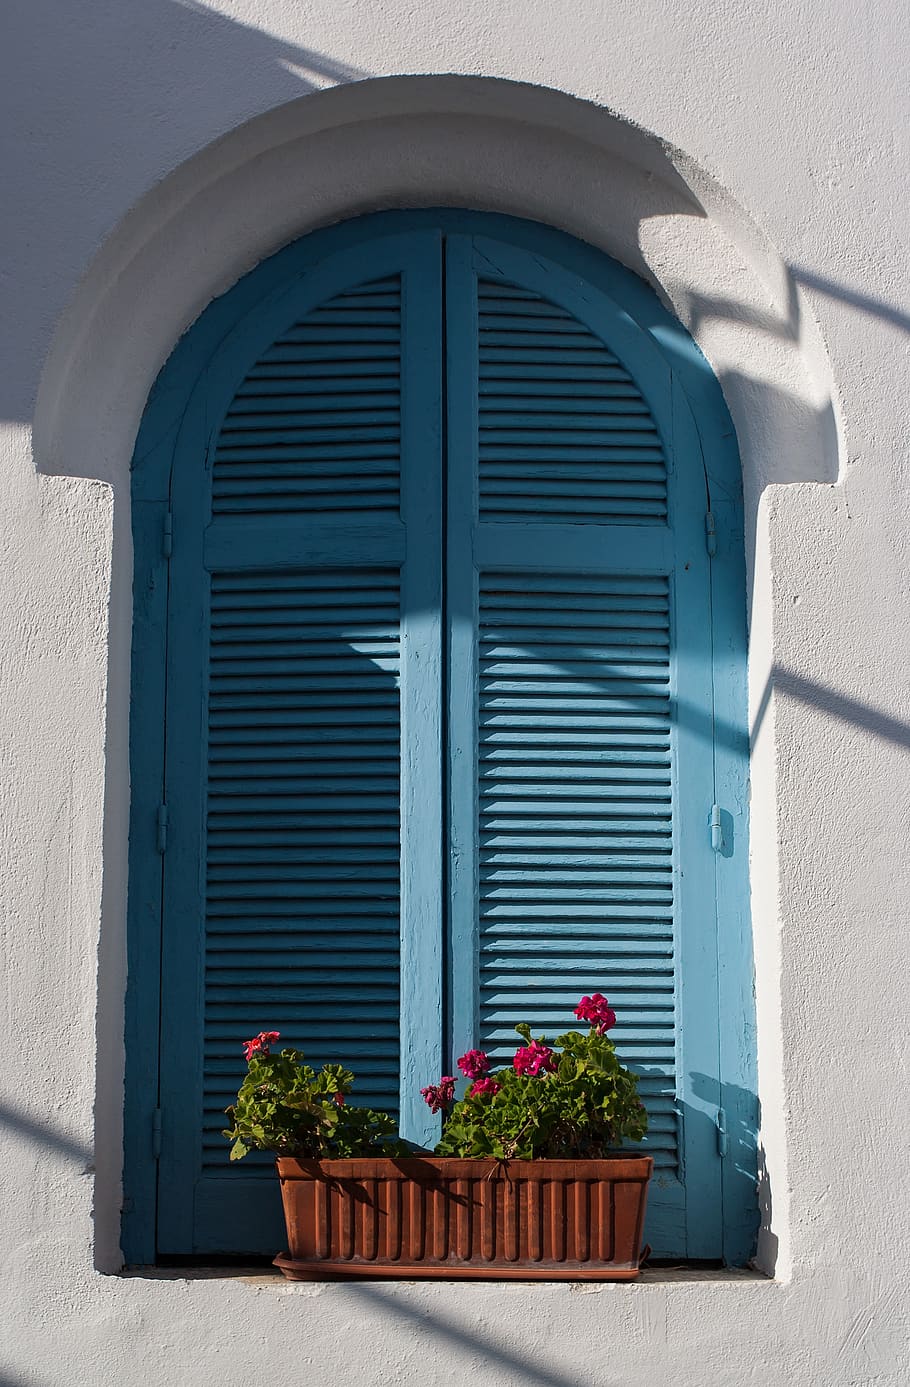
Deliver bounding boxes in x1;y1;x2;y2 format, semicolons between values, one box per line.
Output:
468;1077;501;1098
242;1030;280;1062
457;1049;490;1080
513;1040;557;1077
574;993;617;1034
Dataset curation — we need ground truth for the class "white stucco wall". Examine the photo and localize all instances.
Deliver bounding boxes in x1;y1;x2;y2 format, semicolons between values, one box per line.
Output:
1;3;909;1384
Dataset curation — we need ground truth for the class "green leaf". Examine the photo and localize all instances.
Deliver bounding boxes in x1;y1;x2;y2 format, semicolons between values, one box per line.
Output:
283;1095;320;1113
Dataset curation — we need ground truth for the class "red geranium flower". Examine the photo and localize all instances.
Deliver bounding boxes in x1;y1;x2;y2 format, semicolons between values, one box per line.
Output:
574;993;617;1034
242;1030;281;1062
457;1049;490;1080
513;1041;556;1077
420;1075;457;1113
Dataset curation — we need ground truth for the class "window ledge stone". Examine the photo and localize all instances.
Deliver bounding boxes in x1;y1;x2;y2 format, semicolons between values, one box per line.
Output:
122;1264;771;1287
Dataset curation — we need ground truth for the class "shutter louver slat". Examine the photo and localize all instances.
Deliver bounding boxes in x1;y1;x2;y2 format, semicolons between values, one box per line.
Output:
202;569;402;1174
212;277;402;516
477;281;667;525
476;574;679;1172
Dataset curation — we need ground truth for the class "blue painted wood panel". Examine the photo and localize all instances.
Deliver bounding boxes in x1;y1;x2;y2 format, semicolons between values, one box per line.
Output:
444;236;722;1257
153;233;443;1254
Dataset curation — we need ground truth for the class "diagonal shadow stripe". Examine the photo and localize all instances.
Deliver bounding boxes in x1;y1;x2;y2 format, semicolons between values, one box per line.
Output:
0;1100;93;1168
751;666;910;750
346;1281;623;1387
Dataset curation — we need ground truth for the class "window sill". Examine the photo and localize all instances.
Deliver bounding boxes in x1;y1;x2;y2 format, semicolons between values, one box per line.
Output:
122;1263;771;1287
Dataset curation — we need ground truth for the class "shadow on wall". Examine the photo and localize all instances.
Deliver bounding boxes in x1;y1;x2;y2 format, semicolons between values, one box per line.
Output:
790;267;910;337
0;1100;93;1169
684;261;910;348
752;666;910;750
1;0;366;424
5;0;910;439
679;264;910;506
330;1285;602;1387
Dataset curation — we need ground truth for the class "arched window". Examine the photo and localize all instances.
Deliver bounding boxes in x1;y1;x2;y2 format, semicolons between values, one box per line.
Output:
124;212;755;1263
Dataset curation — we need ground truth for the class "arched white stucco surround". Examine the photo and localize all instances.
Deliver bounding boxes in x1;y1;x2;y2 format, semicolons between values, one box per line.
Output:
36;76;841;506
33;76;842;1275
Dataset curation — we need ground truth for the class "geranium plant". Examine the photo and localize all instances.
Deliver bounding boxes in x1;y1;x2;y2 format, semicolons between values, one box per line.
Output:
226;1004;652;1280
223;1030;402;1160
423;994;648;1159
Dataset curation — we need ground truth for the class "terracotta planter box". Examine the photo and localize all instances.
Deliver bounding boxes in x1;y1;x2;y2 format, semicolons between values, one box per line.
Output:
273;1154;652;1281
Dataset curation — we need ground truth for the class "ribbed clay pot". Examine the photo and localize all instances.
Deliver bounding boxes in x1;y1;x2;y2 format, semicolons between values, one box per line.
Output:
273;1154;652;1281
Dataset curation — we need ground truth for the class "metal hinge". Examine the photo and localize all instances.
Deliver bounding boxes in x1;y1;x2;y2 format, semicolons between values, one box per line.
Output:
710;804;723;852
162;511;173;558
152;1108;162;1160
156;803;168;854
715;1108;728;1158
705;510;717;557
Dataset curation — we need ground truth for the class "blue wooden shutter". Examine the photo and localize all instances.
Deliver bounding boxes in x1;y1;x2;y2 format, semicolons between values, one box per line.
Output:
445;235;723;1259
156;234;443;1254
129;211;750;1267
